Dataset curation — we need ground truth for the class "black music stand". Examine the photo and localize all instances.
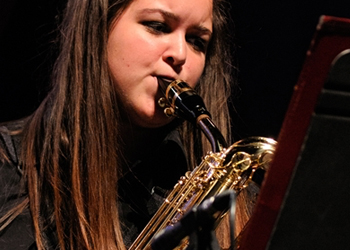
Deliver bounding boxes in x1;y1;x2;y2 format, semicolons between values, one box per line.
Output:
238;15;350;250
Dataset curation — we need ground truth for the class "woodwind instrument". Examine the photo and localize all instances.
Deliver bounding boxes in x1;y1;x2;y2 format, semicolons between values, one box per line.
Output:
129;78;277;250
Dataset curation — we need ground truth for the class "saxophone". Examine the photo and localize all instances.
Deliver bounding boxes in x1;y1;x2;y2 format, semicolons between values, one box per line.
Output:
128;78;277;250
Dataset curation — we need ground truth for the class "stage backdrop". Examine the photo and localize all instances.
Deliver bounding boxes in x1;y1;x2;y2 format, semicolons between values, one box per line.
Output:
1;0;350;139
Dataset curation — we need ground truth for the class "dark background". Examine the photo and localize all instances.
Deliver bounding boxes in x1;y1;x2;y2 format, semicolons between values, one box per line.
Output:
1;0;350;140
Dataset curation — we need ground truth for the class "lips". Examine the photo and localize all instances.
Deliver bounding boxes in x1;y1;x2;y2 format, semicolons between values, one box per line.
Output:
156;75;177;82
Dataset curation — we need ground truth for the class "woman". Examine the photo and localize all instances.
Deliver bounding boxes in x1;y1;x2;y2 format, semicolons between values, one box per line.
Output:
0;0;234;249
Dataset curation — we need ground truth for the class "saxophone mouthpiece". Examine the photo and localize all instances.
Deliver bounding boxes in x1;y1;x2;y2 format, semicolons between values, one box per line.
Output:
157;77;227;152
157;77;211;124
157;77;173;95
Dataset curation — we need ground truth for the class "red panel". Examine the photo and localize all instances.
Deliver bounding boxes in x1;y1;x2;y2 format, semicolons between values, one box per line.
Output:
237;15;350;250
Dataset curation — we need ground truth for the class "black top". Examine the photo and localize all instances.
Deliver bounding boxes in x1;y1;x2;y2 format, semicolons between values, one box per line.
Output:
0;119;188;249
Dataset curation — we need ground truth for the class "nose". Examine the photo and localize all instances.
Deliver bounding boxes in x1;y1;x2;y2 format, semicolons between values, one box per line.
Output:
163;35;187;71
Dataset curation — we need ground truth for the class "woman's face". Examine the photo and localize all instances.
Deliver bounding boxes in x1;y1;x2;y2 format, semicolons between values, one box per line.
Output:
107;0;213;128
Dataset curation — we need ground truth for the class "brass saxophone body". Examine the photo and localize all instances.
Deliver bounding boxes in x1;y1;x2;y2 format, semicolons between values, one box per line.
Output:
129;79;277;250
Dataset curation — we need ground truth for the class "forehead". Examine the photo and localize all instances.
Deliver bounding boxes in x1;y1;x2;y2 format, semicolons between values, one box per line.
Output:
126;0;213;25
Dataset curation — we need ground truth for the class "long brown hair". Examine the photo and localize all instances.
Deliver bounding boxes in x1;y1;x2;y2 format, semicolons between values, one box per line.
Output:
181;0;235;167
5;0;235;249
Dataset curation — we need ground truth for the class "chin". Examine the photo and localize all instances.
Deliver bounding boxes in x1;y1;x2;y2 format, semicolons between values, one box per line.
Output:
140;116;174;128
129;110;174;128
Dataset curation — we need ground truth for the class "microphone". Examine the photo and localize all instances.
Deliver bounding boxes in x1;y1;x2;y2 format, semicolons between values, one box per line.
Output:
150;190;236;250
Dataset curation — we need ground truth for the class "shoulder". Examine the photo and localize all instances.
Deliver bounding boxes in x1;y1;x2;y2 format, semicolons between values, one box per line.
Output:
0;118;27;209
0;118;37;249
0;118;27;167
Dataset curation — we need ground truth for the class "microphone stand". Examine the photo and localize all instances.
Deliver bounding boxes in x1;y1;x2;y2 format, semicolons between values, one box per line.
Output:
187;225;220;250
151;190;236;250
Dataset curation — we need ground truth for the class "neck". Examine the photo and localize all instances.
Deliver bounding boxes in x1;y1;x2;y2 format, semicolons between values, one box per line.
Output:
118;120;180;171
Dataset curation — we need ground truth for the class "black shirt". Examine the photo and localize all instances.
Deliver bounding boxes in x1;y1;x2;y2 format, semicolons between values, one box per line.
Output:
0;119;36;250
0;119;188;249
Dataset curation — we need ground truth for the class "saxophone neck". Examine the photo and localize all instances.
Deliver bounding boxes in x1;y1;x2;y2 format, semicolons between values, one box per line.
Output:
197;115;227;152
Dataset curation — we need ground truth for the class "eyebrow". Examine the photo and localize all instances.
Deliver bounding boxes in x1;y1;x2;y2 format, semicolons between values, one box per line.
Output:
140;8;179;21
139;8;212;36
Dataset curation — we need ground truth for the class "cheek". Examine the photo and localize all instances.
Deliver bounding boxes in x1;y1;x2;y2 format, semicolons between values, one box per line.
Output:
186;56;206;88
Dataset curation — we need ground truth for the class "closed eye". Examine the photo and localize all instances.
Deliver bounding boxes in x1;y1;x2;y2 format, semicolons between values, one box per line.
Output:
142;21;171;34
186;35;208;53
